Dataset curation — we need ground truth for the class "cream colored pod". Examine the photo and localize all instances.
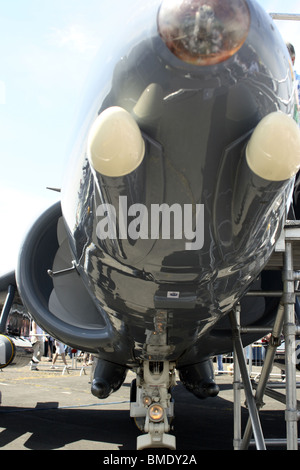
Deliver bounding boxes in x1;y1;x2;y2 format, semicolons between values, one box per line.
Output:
88;106;145;177
246;111;300;181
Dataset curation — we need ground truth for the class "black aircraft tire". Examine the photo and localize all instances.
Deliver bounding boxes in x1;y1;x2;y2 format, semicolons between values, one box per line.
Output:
130;379;145;432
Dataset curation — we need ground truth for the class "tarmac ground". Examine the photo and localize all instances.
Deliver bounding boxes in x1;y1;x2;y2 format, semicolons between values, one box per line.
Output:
0;356;299;451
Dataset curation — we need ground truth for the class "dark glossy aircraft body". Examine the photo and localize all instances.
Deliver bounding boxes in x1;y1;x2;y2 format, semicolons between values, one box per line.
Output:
3;0;300;449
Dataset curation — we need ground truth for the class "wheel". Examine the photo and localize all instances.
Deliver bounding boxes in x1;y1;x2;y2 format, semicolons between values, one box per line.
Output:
130;378;145;432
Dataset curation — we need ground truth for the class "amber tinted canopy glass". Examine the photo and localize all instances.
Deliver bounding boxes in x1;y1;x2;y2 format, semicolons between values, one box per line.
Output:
158;0;250;66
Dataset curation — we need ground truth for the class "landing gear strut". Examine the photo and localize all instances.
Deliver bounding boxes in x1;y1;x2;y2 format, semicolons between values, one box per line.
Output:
130;361;176;450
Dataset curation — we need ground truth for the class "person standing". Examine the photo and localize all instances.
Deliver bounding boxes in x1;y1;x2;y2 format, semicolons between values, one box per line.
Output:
30;320;45;370
286;42;300;125
51;340;70;369
217;355;224;374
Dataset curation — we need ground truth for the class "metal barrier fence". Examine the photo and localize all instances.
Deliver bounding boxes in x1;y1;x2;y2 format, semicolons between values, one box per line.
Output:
214;340;300;381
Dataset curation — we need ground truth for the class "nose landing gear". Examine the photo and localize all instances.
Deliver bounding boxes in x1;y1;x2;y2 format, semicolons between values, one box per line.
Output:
130;361;176;450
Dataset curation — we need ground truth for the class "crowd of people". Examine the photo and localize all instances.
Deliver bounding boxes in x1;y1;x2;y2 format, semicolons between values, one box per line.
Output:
29;320;93;371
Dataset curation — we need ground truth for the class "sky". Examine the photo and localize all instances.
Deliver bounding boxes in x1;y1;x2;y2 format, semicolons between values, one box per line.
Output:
0;0;299;276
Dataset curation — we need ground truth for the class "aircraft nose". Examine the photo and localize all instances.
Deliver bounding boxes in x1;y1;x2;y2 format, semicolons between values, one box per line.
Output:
157;0;250;66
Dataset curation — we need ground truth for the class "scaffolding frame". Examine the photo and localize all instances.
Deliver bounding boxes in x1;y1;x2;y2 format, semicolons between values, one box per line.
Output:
231;223;300;450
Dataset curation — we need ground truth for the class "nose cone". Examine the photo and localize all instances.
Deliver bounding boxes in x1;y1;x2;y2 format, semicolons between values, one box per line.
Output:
158;0;250;66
